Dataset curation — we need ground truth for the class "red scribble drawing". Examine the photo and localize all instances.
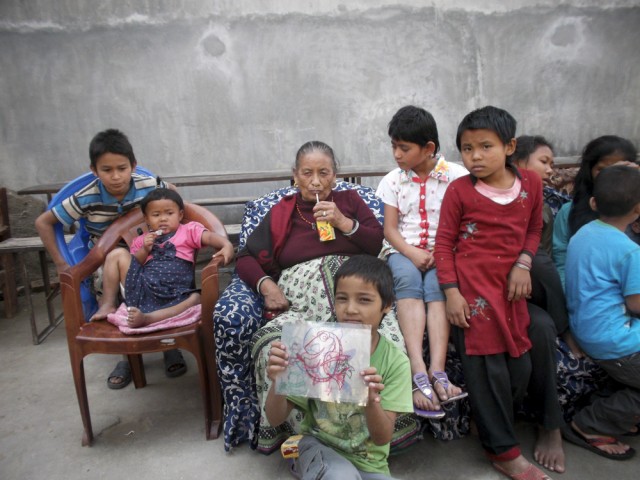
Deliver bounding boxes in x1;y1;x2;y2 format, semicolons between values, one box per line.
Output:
292;329;354;393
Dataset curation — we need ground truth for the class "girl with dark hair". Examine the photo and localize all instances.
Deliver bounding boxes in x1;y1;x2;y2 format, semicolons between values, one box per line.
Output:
553;136;638;288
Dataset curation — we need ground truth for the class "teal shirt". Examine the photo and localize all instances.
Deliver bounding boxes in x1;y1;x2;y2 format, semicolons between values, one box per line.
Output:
552;201;571;290
566;220;640;359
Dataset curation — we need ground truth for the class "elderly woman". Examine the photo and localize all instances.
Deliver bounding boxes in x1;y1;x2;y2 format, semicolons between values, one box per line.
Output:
215;141;409;452
237;141;383;309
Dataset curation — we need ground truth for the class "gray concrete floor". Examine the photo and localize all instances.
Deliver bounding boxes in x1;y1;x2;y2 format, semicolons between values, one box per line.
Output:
1;294;638;480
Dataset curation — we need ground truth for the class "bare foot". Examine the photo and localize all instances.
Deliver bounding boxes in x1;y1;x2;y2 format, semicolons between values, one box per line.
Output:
571;422;631;456
493;455;551;479
126;306;148;328
90;303;117;321
535;426;565;473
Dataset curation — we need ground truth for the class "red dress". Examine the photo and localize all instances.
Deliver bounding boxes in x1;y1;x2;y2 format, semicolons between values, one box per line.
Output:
434;170;542;357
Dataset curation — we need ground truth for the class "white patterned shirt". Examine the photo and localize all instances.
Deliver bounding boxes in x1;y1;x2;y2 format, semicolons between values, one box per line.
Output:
376;155;468;256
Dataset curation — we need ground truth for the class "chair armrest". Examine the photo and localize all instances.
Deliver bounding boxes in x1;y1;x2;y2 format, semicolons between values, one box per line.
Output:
200;255;224;326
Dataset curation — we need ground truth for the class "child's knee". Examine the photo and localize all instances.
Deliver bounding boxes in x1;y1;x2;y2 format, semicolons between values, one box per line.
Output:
106;246;130;263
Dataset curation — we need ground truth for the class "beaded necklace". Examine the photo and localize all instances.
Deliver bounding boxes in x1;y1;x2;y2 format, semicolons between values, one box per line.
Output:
294;195;333;230
295;201;316;230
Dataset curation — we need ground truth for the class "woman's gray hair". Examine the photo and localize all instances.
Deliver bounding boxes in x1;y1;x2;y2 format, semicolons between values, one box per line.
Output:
294;141;339;173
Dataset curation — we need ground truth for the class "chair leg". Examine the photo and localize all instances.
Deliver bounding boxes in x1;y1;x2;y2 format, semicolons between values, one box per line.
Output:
191;341;214;440
206;342;223;439
69;352;94;446
128;354;146;388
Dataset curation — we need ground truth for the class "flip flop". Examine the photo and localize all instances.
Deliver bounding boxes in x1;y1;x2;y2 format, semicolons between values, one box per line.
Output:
492;462;551;480
431;370;468;405
560;423;636;460
107;360;131;390
412;372;445;419
164;349;188;378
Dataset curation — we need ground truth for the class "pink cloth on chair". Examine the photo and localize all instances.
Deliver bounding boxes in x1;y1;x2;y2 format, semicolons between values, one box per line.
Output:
106;302;201;334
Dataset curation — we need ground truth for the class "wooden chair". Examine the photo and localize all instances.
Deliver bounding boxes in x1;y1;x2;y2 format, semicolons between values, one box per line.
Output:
0;187;18;318
58;202;224;446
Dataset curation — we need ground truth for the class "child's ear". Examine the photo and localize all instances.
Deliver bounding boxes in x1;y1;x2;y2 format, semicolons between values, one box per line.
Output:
423;141;437;158
505;138;517;156
178;209;184;222
589;196;598;212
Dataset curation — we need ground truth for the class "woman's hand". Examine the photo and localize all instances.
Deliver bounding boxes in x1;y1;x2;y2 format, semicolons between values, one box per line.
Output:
507;265;532;301
259;278;290;311
313;200;354;233
266;341;289;382
444;288;470;328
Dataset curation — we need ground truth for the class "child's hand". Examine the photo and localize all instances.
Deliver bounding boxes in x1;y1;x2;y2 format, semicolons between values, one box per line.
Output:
266;341;289;382
507;265;532;301
362;366;384;405
407;247;433;271
213;242;235;265
143;232;158;252
445;289;470;328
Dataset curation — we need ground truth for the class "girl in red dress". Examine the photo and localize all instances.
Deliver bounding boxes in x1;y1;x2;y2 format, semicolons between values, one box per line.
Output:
435;106;547;480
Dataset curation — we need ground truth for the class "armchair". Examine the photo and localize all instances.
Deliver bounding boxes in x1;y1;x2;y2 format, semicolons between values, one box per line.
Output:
213;181;423;452
59;202;224;445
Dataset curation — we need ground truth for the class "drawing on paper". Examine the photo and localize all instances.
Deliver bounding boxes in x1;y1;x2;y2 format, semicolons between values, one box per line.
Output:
277;321;371;405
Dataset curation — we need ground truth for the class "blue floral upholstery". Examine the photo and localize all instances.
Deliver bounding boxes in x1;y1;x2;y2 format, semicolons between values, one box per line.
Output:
554;338;609;422
213;182;386;451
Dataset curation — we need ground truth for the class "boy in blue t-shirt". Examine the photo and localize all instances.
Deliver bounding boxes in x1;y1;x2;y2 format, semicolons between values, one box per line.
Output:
265;255;413;479
563;165;640;460
35;129;185;389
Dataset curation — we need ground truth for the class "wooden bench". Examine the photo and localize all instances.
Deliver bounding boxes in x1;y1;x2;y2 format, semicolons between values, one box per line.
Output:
16;164;392;204
0;235;73;344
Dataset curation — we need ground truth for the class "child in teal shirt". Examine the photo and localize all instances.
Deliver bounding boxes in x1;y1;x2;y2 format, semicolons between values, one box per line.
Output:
563;165;640;460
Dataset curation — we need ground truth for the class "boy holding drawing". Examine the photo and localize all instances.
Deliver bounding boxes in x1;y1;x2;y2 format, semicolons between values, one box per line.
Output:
265;255;413;479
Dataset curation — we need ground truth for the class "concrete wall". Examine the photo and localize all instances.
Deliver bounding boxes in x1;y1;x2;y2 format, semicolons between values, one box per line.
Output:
1;1;639;214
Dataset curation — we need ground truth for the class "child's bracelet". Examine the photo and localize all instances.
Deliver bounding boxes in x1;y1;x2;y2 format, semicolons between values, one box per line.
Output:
516;255;532;266
514;262;531;271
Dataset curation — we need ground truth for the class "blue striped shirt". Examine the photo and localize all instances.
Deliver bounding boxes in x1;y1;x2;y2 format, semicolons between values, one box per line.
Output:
51;173;165;245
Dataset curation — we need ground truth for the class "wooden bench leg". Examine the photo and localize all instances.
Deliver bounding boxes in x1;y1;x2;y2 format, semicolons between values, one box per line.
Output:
16;252;62;345
1;252;18;318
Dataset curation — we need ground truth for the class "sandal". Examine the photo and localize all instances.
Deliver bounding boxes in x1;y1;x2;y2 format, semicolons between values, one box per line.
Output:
107;360;132;390
164;349;188;378
431;371;468;405
492;462;551;480
412;372;445;419
560;423;635;460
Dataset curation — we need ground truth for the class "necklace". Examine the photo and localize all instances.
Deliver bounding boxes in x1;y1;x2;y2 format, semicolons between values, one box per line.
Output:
295;201;316;230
